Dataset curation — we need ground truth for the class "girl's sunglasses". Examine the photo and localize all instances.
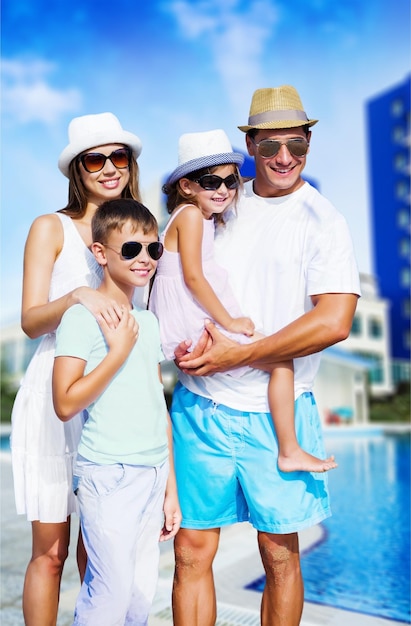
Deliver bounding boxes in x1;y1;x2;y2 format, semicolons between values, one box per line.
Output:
251;138;309;158
78;147;131;173
191;173;240;191
104;241;164;261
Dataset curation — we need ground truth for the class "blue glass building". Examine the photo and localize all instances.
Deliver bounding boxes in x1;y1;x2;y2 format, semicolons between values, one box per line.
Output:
366;75;411;364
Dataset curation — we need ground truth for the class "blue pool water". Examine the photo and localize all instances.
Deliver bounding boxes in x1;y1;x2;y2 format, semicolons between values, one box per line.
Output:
248;430;411;623
0;433;11;450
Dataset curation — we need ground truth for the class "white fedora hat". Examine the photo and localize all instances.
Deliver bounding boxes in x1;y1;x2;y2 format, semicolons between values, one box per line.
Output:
166;129;244;186
58;112;142;177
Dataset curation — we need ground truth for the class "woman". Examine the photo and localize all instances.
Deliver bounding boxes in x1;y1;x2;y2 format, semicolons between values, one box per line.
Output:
10;112;143;626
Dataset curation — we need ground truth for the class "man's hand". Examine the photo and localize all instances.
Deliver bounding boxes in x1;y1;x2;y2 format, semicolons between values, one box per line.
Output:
177;321;246;376
174;325;212;368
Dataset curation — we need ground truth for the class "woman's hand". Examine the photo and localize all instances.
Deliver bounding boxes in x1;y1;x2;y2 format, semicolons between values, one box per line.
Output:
74;287;124;329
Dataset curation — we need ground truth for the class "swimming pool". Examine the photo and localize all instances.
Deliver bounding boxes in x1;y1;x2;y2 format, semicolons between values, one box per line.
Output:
247;429;411;623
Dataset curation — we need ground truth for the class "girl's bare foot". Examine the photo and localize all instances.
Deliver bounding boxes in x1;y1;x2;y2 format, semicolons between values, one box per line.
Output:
278;449;337;473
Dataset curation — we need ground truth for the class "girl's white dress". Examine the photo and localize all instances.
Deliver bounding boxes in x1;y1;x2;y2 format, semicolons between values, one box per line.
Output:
149;205;251;372
10;213;103;523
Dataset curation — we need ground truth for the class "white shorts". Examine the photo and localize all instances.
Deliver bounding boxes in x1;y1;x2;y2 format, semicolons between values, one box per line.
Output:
73;455;169;626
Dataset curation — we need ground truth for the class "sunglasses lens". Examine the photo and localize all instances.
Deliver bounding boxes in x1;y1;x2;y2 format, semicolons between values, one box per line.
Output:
287;139;309;157
256;139;308;158
224;174;240;189
121;242;142;259
81;153;106;172
120;241;163;260
110;148;130;168
147;242;164;260
80;148;130;173
256;140;281;158
197;175;219;190
197;174;240;190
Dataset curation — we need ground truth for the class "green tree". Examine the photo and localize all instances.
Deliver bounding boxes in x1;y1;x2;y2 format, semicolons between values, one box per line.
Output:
1;360;17;423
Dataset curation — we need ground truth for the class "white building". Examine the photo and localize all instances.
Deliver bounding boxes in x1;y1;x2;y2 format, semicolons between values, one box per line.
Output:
338;273;394;398
313;347;370;425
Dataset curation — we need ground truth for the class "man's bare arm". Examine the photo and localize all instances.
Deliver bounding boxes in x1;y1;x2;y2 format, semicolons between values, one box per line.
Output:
177;293;359;376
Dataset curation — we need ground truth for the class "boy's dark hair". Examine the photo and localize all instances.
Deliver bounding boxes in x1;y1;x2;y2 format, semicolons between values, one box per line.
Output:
92;198;158;243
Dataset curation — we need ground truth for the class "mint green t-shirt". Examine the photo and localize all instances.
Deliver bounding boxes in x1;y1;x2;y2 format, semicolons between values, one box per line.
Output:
55;304;168;466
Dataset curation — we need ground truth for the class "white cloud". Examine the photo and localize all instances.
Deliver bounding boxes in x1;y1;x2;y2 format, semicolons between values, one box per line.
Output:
163;0;278;110
1;58;82;124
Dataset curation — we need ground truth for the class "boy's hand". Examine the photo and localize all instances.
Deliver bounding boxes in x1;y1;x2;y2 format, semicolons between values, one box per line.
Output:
160;491;182;542
98;306;139;362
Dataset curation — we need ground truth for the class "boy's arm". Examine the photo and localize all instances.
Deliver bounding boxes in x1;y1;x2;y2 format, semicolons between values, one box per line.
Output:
52;309;138;421
158;366;181;541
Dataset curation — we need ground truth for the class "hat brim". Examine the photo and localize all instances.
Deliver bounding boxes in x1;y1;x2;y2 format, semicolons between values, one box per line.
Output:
238;119;318;132
58;130;142;178
167;152;244;186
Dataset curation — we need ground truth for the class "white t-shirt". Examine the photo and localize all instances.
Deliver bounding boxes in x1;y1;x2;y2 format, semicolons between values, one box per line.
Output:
178;180;361;412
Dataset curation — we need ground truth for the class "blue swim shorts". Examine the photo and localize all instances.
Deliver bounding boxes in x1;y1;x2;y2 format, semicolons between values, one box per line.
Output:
171;383;331;534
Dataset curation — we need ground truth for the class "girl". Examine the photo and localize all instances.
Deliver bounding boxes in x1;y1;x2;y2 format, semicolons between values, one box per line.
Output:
10;112;143;626
149;129;337;474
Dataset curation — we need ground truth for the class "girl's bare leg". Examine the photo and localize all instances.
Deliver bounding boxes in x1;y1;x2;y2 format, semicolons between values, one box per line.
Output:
268;363;337;473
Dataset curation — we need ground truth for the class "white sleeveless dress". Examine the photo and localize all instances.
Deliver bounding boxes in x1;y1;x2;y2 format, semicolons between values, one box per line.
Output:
10;213;103;523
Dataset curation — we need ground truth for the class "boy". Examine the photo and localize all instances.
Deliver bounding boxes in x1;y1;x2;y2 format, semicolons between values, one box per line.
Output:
52;198;181;626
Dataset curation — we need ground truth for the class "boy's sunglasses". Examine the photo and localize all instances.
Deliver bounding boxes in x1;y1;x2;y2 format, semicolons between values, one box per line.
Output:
78;148;131;173
104;241;164;261
251;138;309;158
191;173;240;191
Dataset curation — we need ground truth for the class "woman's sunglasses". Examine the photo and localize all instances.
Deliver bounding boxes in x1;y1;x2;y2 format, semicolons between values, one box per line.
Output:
191;173;240;191
78;148;131;173
251;138;309;158
104;241;164;261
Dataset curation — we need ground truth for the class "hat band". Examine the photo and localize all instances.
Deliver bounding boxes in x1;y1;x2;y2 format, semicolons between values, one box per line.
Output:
248;109;308;125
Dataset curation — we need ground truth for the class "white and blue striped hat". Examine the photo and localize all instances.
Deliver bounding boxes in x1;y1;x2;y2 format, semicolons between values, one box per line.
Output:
166;129;244;186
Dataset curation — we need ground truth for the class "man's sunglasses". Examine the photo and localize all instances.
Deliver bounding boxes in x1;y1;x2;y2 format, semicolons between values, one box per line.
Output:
191;173;240;190
251;138;309;158
78;148;131;173
104;241;164;261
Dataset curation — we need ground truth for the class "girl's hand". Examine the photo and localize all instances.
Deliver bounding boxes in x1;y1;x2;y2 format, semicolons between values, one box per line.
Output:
226;316;255;337
73;287;124;329
98;307;139;362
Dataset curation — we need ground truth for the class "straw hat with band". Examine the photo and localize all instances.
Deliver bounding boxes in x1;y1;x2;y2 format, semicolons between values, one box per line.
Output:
166;129;244;187
238;85;318;132
58;112;142;178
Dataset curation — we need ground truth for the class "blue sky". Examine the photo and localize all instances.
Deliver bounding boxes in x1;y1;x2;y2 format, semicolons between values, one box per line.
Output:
1;0;410;325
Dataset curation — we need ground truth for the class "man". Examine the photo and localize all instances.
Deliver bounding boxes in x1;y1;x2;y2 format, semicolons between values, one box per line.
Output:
171;85;361;626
